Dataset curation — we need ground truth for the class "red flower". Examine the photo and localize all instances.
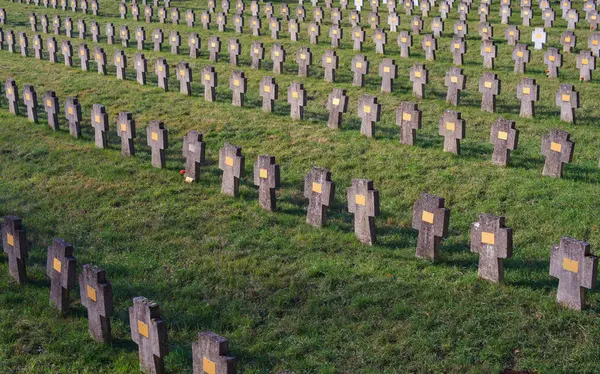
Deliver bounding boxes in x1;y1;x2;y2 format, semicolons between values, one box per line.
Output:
179;169;185;175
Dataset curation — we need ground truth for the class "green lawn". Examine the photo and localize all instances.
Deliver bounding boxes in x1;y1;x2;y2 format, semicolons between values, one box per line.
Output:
1;0;600;372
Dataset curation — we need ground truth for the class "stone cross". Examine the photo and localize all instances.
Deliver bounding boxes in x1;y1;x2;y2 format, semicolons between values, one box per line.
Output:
561;31;576;53
411;16;423;34
259;76;278;112
378;59;397;93
271;44;286;74
490;118;518;166
421;35;437;61
358;95;381;138
512;43;530;73
532;28;547;50
309;22;320;44
314;6;324;23
216;13;227;32
409;63;428;99
175;61;192;95
350;54;368;87
505;25;520;46
542;8;555;27
120;25;130;48
169;31;181;55
61;40;73;67
330;25;342;48
544;47;562;78
246;41;263;70
43;90;59;130
396;102;421;145
479;22;493;41
65;97;82;138
183;130;205;183
566;8;579;29
155;57;169;91
33;34;43;60
188;33;200;58
444;67;466;106
41;15;49;34
1;78;18;116
352;26;365;51
114;50;126;80
233;14;243;33
208;36;221;62
321;50;338;83
576;51;595;82
134;53;147;85
79;43;89;71
542;129;574;178
192;331;236;374
91;22;99;42
555;84;579;123
288;19;298;41
106;22;115;44
46;238;76;313
421;1;431;17
249;17;261;37
431;17;444;37
398;31;412;58
229;70;247;107
454;20;468;38
18;32;28;57
91;104;109;148
326;88;348;129
185;10;196;27
295;47;312;77
157;7;167;24
521;6;533;26
228;38;240;65
412;193;449;261
129;297;169;374
30;13;38;32
202;66;217;102
269;17;280;39
470;214;512;282
368;12;380;30
588;32;600;56
253;155;280;211
2;216;28;284
560;0;572;17
171;7;180;25
23;84;38;123
516;78;539;118
117;112;136;156
152;29;163;52
549;237;598;310
53;15;61;35
304;167;335;227
480;40;496;69
479;3;490;22
80;264;113;343
388;12;399;32
119;2;127;18
439;1;449;18
500;5;511;24
144;6;153;22
131;4;139;21
439;110;465;154
373;29;386;54
288;82;306;120
147;120;168;168
201;11;211;30
65;17;73;38
479;72;500;113
296;5;306;21
219;143;245;197
347;179;379;245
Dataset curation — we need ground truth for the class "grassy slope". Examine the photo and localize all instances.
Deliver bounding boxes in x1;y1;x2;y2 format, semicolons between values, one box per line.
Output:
1;0;600;372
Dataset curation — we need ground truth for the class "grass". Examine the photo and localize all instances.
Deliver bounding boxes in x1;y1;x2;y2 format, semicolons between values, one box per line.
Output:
1;0;600;372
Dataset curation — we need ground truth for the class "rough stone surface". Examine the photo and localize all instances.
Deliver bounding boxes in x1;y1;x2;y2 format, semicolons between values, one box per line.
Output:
183;130;205;183
438;110;465;154
46;238;76;313
219;143;245;197
412;193;449;261
253;155;280;211
80;264;113;343
490;118;518;166
541;129;574;178
192;331;236;374
304;167;335;227
470;214;512;282
347;178;380;245
2;216;28;284
129;297;169;374
117;112;136;156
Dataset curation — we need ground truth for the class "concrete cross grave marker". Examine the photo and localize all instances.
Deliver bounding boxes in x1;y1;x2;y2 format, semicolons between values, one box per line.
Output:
229;70;247;106
388;12;399;32
560;0;572;17
521;6;533;26
589;33;600;56
249;16;261;37
5;79;18;115
566;8;579;29
421;1;431;17
46;238;76;313
155;58;169;91
18;32;28;57
431;18;444;38
41;15;49;34
444;67;466;106
532;28;547;50
120;25;130;48
171;7;180;25
347;179;380;245
309;22;320;44
91;21;99;42
78;43;90;71
350;11;360;27
326;88;348;129
153;29;164;52
555;84;579;123
208;36;221;62
411;16;423;34
269;17;280;40
136;27;145;50
288;82;307;120
516;78;539;118
250;41;264;69
478;22;493;41
129;297;169;374
480;40;497;69
233;14;243;33
186;10;196;27
30;13;37;32
304;167;335;226
576;50;595;82
114;50;127;80
33;34;43;60
288;19;298;41
373;29;386;54
271;44;286;74
219;143;245;197
23;84;38;123
147;120;168;168
183;130;205;183
398;31;412;58
169;31;181;55
106;22;114;44
479;72;500;113
358;94;381;137
470;214;513;282
545;48;562;78
410;63;428;99
296;47;312;77
192;331;236;374
550;237;598;310
91;104;109;148
512;44;530;73
439;1;449;18
322;50;338;82
80;264;113;343
439;110;465;154
158;7;167;23
561;31;576;53
91;0;98;14
297;5;306;21
505;25;520;46
259;76;278;112
2;216;29;284
131;4;139;21
368;12;379;30
188;33;200;58
479;3;490;22
201;11;211;30
377;58;397;93
176;61;192;95
134;53;147;85
490;118;518;166
48;37;58;63
253;155;280;211
65;97;82;138
52;15;61;35
351;54;368;87
216;13;227;32
412;193;450;261
352;26;365;51
62;39;73;67
65;17;73;38
78;19;86;40
43;90;59;130
330;25;342;48
117;112;135;156
228;38;240;66
202;66;217;102
500;5;511;24
542;129;573;178
396;102;422;145
454;20;467;38
543;8;554;27
119;2;127;18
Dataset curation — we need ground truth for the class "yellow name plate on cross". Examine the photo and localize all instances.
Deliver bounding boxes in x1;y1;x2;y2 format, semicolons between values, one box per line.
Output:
484;47;491;53
233;79;240;86
68;107;73;115
121;123;128;132
562;257;579;273
355;62;362;68
203;357;217;374
259;168;268;178
422;211;434;224
402;112;412;121
263;85;271;93
204;74;211;81
47;99;52;107
87;285;97;301
446;122;455;131
522;87;530;94
383;66;390;73
292;91;298;99
7;234;14;246
498;131;508;140
53;258;62;273
484;81;492;88
312;182;322;193
582;58;589;65
25;94;31;101
151;132;159;141
138;320;149;338
562;94;571;102
326;57;332;63
332;98;340;106
363;105;371;114
225;156;234;167
414;71;421;78
517;51;523;57
481;232;495;245
550;142;562;152
355;194;366;206
453;43;460;49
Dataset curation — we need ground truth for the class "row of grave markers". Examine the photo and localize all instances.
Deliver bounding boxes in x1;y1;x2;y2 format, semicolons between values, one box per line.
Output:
2;219;237;374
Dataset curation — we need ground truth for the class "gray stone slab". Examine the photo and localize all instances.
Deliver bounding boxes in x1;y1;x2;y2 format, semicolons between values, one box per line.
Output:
46;238;76;313
470;214;512;282
80;264;113;343
129;297;169;374
412;193;449;261
347;178;379;245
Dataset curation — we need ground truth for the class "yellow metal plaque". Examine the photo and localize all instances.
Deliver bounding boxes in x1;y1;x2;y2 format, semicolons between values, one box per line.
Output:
312;182;322;193
332;98;340;106
121;123;127;132
446;122;455;131
138;320;149;338
522;87;530;94
87;285;97;301
225;156;234;167
203;357;216;374
259;168;268;179
363;105;371;114
53;258;62;273
355;194;366;206
481;232;495;245
562;94;571;102
422;211;434;224
498;131;508;140
402;112;412;121
7;234;14;246
550;142;562;152
562;257;579;273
